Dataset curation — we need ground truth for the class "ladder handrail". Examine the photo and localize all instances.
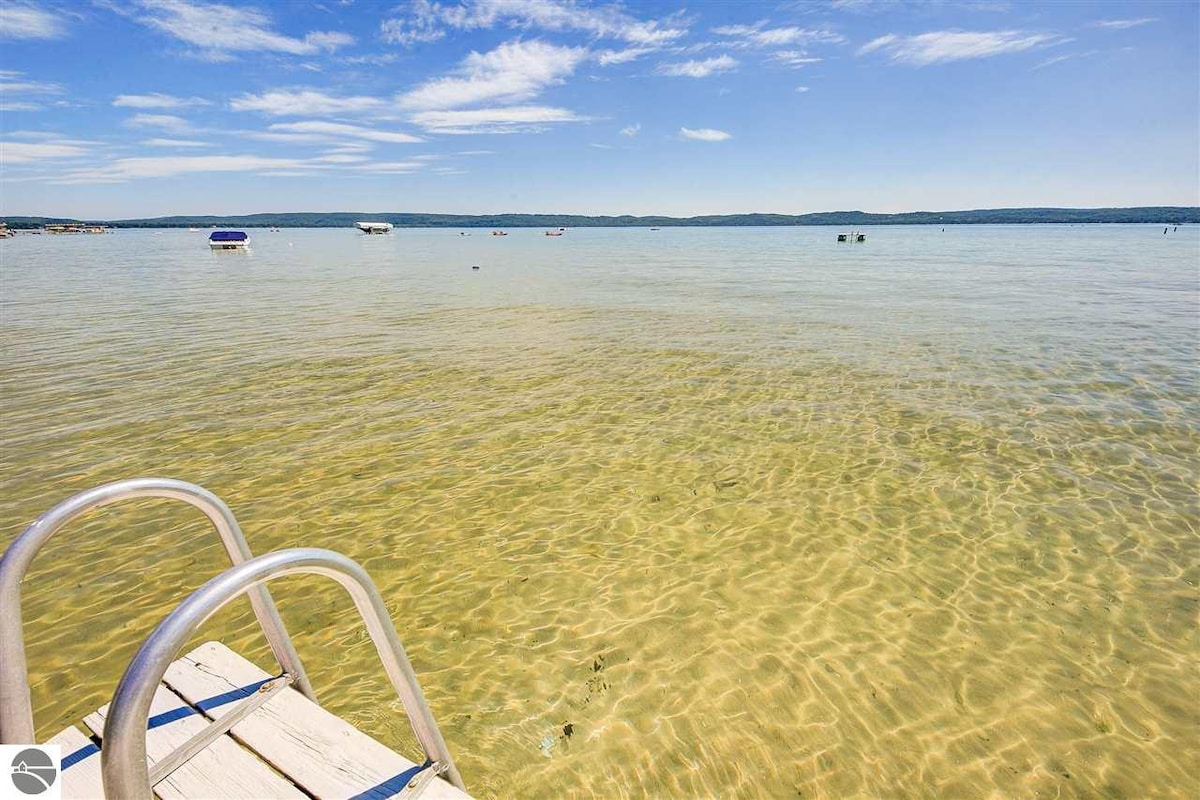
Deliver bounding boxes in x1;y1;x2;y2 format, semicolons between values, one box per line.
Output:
101;547;465;798
0;478;315;744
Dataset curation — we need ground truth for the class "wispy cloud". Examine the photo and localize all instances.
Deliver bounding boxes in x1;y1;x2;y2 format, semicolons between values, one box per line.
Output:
140;138;211;147
679;127;731;142
129;0;354;59
796;85;810;92
0;2;66;39
409;105;583;134
1;140;88;164
620;123;640;136
266;121;423;143
381;0;687;48
771;51;824;68
380;0;445;45
113;93;211;109
0;70;63;95
230;89;386;116
57;154;312;183
596;47;655;66
859;30;1064;65
658;55;738;78
712;22;844;48
124;113;195;133
353;160;427;173
1090;18;1157;30
398;40;587;110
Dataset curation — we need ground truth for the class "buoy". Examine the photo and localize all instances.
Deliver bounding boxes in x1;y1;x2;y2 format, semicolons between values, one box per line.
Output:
472;265;480;270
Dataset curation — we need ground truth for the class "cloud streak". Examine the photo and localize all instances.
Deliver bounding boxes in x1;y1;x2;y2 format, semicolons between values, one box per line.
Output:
679;127;731;142
658;55;738;78
266;121;424;143
381;0;687;47
1090;18;1157;30
410;105;584;134
130;0;354;58
114;93;211;109
1;140;88;164
712;22;844;48
0;2;66;39
230;89;386;116
859;30;1063;65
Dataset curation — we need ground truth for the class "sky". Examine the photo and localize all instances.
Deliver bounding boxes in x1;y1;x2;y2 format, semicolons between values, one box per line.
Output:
1;0;1197;218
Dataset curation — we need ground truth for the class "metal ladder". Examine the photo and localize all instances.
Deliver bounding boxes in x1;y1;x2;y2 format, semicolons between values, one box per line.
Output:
0;478;465;797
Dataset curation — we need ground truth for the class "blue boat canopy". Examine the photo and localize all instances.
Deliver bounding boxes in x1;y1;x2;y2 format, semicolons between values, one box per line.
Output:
209;231;248;242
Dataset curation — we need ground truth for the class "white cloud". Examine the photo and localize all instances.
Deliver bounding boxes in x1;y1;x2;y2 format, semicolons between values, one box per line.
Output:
381;0;687;47
1;140;87;164
596;47;654;66
141;138;211;147
230;89;386;116
589;143;612;149
1091;18;1157;30
713;22;844;48
795;85;810;92
124;113;195;133
0;2;65;39
58;154;310;183
398;40;587;110
658;55;737;78
267;121;424;143
679;127;731;142
0;71;63;95
410;105;583;134
620;123;640;136
315;153;370;163
131;0;354;58
859;30;1063;65
380;0;445;45
354;160;426;173
113;93;211;109
771;50;824;67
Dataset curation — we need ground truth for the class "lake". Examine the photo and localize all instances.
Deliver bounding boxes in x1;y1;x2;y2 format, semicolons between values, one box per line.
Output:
1;225;1196;798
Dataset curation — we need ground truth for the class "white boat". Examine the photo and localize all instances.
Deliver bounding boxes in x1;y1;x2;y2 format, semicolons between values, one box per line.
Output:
209;230;249;250
355;221;393;234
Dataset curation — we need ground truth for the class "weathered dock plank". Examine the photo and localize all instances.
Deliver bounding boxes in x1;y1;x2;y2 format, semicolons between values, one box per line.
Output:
165;642;469;799
84;684;306;800
48;725;103;800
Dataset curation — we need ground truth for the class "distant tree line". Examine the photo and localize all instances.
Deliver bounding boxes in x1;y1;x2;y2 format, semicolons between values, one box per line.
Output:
3;207;1197;229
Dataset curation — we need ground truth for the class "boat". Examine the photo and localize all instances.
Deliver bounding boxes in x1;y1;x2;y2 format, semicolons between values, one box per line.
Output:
545;231;563;237
0;223;12;239
490;230;507;236
355;221;393;234
837;231;866;243
0;478;472;799
208;230;249;250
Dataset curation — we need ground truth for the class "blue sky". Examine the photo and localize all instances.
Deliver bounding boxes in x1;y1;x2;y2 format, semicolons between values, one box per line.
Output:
1;0;1197;218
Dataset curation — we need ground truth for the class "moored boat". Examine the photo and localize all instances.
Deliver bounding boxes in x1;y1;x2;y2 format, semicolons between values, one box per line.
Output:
209;230;249;250
355;221;393;234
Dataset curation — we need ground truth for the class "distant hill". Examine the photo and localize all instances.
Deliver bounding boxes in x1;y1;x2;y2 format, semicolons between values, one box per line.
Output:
2;207;1197;229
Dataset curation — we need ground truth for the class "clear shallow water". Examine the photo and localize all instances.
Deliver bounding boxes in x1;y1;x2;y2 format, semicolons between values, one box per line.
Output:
1;225;1197;798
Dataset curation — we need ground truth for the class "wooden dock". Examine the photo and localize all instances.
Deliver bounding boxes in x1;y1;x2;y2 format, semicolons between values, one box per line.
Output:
48;642;471;799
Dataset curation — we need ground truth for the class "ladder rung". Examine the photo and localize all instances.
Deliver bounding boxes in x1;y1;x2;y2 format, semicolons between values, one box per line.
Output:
149;673;294;785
